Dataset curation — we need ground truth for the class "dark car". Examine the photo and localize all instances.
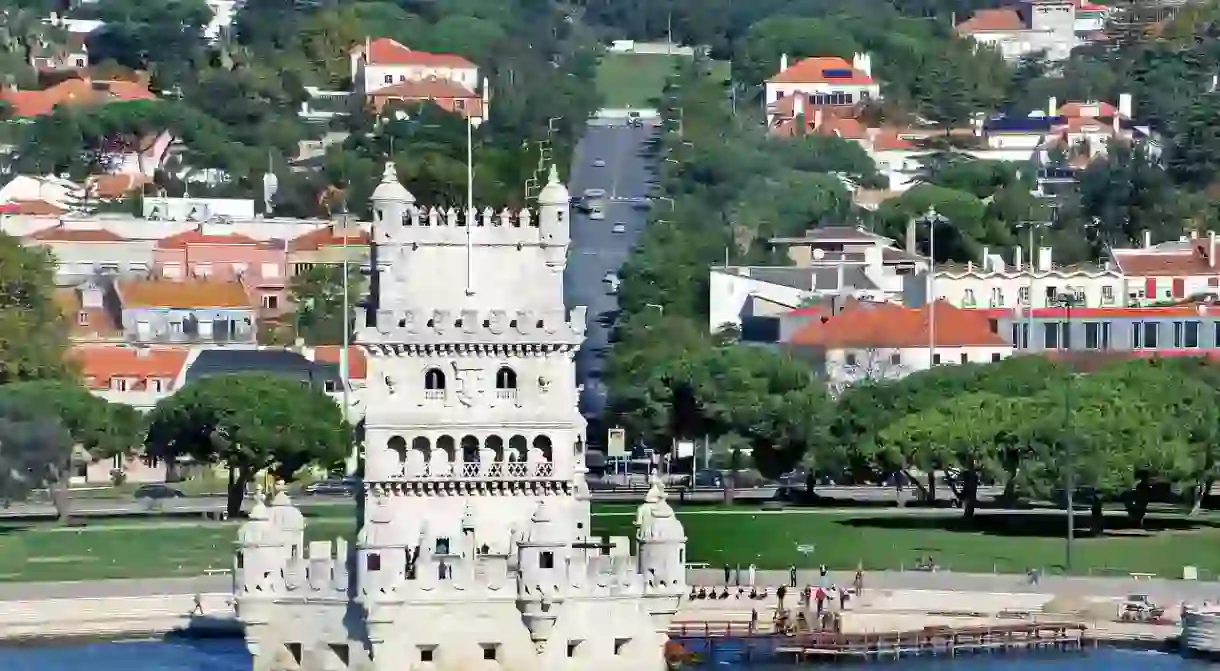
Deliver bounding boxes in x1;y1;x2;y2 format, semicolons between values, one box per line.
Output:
133;484;185;500
303;479;359;496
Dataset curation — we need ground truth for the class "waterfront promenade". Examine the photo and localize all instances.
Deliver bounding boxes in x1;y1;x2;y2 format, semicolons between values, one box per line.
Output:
0;569;1212;642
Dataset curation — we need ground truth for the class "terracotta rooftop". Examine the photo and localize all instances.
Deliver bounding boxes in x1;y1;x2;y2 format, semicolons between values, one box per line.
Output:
1112;242;1217;276
117;278;253;309
27;224;126;242
768;57;874;86
314;345;369;380
789;300;1008;349
156;229;260;249
71;345;190;391
355;37;476;69
956;9;1026;34
871;128;917;151
1;78;156;117
1058;101;1122;118
368;77;477;99
288;226;371;252
87;173;151;199
0;199;69;215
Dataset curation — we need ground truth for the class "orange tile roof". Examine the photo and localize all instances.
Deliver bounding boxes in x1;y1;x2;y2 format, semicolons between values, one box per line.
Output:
288;226;371;252
156;229;260;249
1058;101;1121;118
357;37;476;69
117;278;253;309
789;301;1008;348
71;345;189;390
772;108;866;139
871;128;917;151
768;57;874;86
956;9;1026;33
368;77;477;99
87;173;151;199
0;199;69;215
1113;243;1217;276
1;78;156;117
314;346;368;380
27;224;126;242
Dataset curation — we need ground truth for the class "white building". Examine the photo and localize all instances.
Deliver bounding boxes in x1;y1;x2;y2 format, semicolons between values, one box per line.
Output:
955;0;1101;62
233;163;687;671
764;53;880;115
1110;231;1220;304
929;246;1126;312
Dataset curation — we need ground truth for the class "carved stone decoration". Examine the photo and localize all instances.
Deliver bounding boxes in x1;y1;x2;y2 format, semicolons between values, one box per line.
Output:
376;309;394;335
537;376;551;394
451;362;484;407
488;310;507;335
516;310;535;334
431;310;450;334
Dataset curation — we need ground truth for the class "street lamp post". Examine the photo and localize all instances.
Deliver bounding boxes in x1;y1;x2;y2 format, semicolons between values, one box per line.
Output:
919;207;950;367
1055;290;1080;569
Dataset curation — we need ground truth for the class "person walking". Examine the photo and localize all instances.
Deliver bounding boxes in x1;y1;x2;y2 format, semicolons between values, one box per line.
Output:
723;564;731;585
749;608;758;634
747;563;757;588
789;564;797;587
191;593;204;616
854;563;864;596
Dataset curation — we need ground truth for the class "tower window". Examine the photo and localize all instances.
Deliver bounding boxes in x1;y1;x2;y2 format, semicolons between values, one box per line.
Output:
495;366;517;389
614;639;630;655
424;368;446;390
236;551;243;569
482;644;499;661
540;551;554;569
419;647;435;662
567;641;580;657
436;537;450;555
366;553;381;571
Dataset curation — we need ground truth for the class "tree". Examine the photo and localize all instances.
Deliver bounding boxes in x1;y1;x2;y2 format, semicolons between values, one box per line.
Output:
288;264;362;346
0;233;72;384
0;380;145;520
146;374;352;516
0;395;73;518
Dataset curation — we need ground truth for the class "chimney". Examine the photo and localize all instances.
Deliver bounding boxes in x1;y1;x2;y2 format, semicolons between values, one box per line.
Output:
1211;231;1217;269
861;53;872;78
780;53;789;72
1047;96;1058;117
134;346;151;359
813;108;823;130
1038;246;1053;272
1013;245;1023;271
1144;230;1152;249
981;246;990;272
1118;93;1132;118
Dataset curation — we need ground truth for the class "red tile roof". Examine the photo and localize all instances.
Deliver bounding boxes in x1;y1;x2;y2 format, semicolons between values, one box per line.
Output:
156;229;260;249
1113;242;1217;276
368;77;476;99
288;226;370;252
28;225;126;242
956;9;1026;33
87;173;151;199
314;346;368;380
0;199;69;215
1058;101;1121;118
71;345;189;390
768;57;874;86
1;78;156;117
871;128;917;151
356;37;476;69
789;301;1008;348
117;278;253;309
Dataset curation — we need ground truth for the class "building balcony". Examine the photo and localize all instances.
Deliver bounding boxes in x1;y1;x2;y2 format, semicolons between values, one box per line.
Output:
392;460;556;480
424;390;446;401
495;388;518;403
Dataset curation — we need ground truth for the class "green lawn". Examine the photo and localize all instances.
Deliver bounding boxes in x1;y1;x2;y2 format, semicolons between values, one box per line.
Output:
2;510;1217;582
595;53;731;109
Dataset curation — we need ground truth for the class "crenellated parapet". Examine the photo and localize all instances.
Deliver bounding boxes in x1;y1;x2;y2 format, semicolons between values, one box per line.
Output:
281;539;353;596
379;207;556;247
358;306;587;350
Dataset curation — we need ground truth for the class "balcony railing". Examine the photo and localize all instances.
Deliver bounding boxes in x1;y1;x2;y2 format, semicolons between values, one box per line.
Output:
495;389;518;402
424;390;446;401
396;461;557;480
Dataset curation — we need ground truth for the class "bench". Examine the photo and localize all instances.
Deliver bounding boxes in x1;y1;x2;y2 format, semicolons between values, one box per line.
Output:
685;562;711;570
203;568;232;576
1129;572;1156;581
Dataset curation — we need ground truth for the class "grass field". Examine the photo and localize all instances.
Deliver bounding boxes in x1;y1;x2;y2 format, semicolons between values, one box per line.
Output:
595;52;731;109
3;509;1219;582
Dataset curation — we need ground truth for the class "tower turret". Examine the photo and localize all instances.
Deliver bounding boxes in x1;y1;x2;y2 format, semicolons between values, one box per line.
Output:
537;164;570;270
370;160;414;232
636;473;687;632
356;497;415;599
235;492;286;595
269;485;305;562
516;499;569;648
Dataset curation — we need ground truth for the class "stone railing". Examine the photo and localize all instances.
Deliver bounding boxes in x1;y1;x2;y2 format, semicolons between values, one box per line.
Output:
400;461;557;480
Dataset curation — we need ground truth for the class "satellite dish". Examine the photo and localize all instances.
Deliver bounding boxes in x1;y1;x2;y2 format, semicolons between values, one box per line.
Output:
812;249;826;260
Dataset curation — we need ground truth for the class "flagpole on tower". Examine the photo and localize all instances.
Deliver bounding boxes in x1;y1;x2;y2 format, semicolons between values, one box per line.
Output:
465;115;475;296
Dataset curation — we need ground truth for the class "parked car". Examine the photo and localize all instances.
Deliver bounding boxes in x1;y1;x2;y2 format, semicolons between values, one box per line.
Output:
612;222;626;234
133;484;185;500
592;158;606;167
303;479;359;496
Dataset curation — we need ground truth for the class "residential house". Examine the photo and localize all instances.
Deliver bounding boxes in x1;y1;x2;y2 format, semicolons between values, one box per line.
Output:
34;14;101;72
764;54;879;122
346;37;487;125
996;303;1220;358
768;226;925;275
287;221;371;275
0;76;156;118
0;174;82;215
143;196;256;222
955;0;1107;62
184;345;369;413
922;245;1126;322
786;300;1012;391
1110;231;1220;304
115;277;257;344
54;280;122;342
972;95;1156;167
24;222;155;284
154;228;289;317
71;344;191;482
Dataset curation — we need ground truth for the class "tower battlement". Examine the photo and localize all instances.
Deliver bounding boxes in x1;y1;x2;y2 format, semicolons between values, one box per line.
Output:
359;306;587;347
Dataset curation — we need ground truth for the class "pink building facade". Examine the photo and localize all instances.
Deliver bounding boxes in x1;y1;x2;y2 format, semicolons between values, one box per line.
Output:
153;229;289;318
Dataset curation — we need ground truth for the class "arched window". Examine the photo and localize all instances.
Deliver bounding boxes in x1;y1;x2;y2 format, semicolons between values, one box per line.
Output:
533;435;553;461
411;436;431;459
388;436;407;463
460;435;479;464
485;435;505;462
436;435;456;461
508;435;528;461
424;368;446;391
495;367;517;389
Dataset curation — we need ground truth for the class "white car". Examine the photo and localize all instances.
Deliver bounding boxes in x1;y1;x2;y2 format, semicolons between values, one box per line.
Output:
603;271;618;284
590;206;605;220
612;223;626;234
593;159;606;167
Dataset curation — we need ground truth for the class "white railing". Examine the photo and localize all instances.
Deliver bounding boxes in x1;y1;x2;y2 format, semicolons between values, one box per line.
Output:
495;389;518;402
394;460;556;479
506;462;530;478
424;390;445;401
536;462;553;477
460;463;480;478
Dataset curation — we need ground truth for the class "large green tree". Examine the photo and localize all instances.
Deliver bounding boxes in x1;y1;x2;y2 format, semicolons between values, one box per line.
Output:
0;233;72;384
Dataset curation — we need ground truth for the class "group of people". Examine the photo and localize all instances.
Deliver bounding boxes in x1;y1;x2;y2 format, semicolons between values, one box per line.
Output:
699;563;867;635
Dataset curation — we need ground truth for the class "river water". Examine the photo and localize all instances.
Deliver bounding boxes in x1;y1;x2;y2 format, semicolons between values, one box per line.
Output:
0;640;1213;670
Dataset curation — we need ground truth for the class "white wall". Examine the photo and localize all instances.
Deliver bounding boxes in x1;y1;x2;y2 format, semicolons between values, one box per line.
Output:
358;63;479;93
764;81;881;105
2;215;348;242
708;269;806;333
825;345;1013;390
935;272;1126;310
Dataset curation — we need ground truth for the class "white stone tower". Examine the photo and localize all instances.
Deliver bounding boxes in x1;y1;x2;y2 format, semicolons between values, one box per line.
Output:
233;161;682;671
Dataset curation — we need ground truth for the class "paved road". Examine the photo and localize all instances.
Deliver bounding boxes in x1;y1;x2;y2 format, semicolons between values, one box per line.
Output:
565;120;658;421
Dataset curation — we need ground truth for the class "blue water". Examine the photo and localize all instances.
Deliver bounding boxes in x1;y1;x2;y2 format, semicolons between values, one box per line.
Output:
0;640;1213;670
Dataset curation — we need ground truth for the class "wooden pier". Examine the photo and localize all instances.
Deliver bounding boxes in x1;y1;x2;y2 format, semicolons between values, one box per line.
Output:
667;620;1088;664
